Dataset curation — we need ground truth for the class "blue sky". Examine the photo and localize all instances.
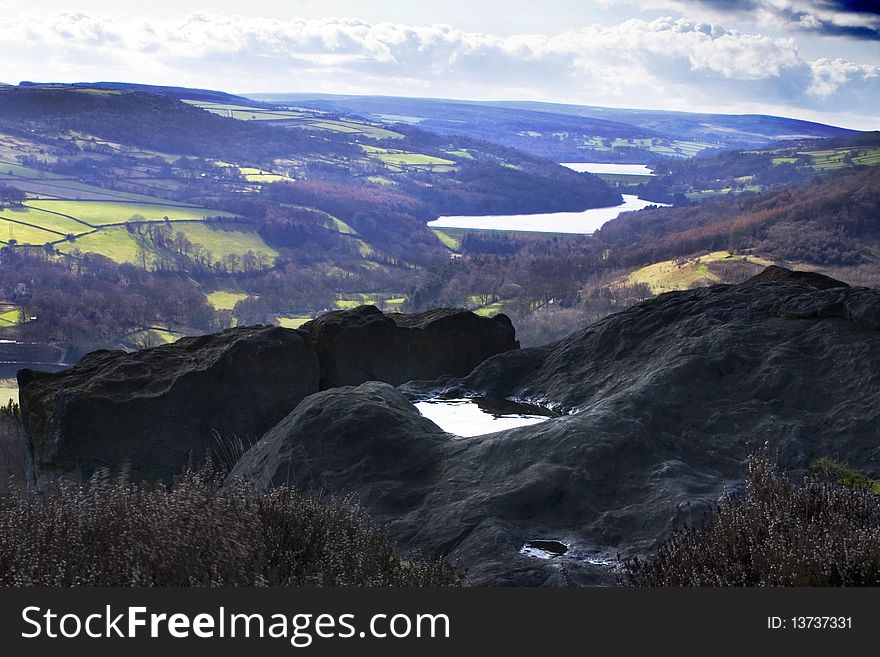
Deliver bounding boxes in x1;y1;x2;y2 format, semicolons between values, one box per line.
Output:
1;0;877;128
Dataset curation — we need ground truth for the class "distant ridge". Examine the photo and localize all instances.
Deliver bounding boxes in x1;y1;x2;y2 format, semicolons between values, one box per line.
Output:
15;81;264;107
249;92;858;150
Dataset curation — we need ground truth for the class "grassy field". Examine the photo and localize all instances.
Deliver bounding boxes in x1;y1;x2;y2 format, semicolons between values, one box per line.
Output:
123;328;182;348
626;251;773;293
206;290;249;310
0;305;22;326
366;175;396;186
333;293;408;311
275;315;312;329
445;149;474;160
0;221;64;246
186;101;404;140
59;227;144;263
1;161;175;203
176;224;278;262
59;223;278;268
474;301;506;317
0;161;67;179
431;229;461;250
605;138;718;158
24;200;234;226
0;206;93;235
360;145;454;170
800;147;880;171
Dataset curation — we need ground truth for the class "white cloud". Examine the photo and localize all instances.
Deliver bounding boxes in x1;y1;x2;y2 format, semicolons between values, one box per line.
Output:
0;12;876;128
615;0;880;39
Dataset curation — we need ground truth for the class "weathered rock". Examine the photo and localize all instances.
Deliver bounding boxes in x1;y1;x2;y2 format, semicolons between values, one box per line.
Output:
19;325;319;486
300;305;519;388
232;268;880;585
743;264;849;289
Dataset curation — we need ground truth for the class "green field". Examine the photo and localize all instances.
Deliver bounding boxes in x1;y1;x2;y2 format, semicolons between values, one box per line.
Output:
0;161;67;179
332;293;407;311
0;306;23;326
275;315;312;329
361;145;454;170
0;220;63;246
175;224;278;263
329;216;357;234
605;138;718;158
59;223;278;267
59;227;144;263
366;175;396;186
0;206;92;235
123;328;182;348
431;229;461;250
626;251;773;293
24;200;234;226
474;301;505;317
206;290;250;310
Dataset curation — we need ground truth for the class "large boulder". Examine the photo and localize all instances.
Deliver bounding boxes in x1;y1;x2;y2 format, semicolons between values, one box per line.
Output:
300;305;519;388
19;325;319;486
232;269;880;585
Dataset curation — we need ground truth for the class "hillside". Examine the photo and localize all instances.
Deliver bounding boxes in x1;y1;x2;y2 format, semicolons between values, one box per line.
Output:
0;81;876;363
600;166;880;269
249;93;857;162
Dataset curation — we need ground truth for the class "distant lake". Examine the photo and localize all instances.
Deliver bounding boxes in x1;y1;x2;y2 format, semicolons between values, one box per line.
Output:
561;162;655;176
428;194;668;234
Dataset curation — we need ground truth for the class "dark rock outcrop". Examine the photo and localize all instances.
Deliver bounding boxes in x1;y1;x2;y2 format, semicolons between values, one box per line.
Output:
743;264;849;290
232;269;880;585
19;325;319;486
18;306;516;488
300;305;519;388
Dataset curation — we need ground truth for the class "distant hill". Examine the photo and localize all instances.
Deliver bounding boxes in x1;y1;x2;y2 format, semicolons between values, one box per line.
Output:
490;100;857;146
18;81;261;106
248;93;859;161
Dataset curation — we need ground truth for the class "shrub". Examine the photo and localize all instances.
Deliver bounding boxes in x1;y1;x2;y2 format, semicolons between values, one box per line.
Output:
0;466;460;587
0;399;19;421
0;416;26;493
622;451;880;586
810;457;880;494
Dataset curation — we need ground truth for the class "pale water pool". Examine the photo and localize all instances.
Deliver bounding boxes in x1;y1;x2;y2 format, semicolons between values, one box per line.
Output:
414;397;556;438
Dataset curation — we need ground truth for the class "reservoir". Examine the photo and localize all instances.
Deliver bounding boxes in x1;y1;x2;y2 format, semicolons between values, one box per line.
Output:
561;162;655;176
427;194;667;234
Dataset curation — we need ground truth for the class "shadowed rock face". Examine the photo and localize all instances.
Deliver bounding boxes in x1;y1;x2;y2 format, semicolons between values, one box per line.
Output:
300;305;519;389
233;271;880;585
18;306;516;487
18;326;319;486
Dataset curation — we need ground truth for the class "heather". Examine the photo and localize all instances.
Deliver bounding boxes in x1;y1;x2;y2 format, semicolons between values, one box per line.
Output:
622;452;880;586
0;465;459;587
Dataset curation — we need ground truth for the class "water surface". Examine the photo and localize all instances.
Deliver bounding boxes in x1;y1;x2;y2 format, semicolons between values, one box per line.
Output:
428;194;667;234
561;162;655;176
415;397;555;438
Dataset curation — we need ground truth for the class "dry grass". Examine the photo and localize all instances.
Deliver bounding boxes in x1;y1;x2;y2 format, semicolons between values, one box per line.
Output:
622;451;880;586
0;415;26;494
0;465;460;587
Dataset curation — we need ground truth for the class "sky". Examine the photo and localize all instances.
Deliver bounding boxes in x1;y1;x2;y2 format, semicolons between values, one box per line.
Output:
1;1;878;129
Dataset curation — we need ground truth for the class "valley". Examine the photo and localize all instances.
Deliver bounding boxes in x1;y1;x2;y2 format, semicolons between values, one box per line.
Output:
0;81;878;404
